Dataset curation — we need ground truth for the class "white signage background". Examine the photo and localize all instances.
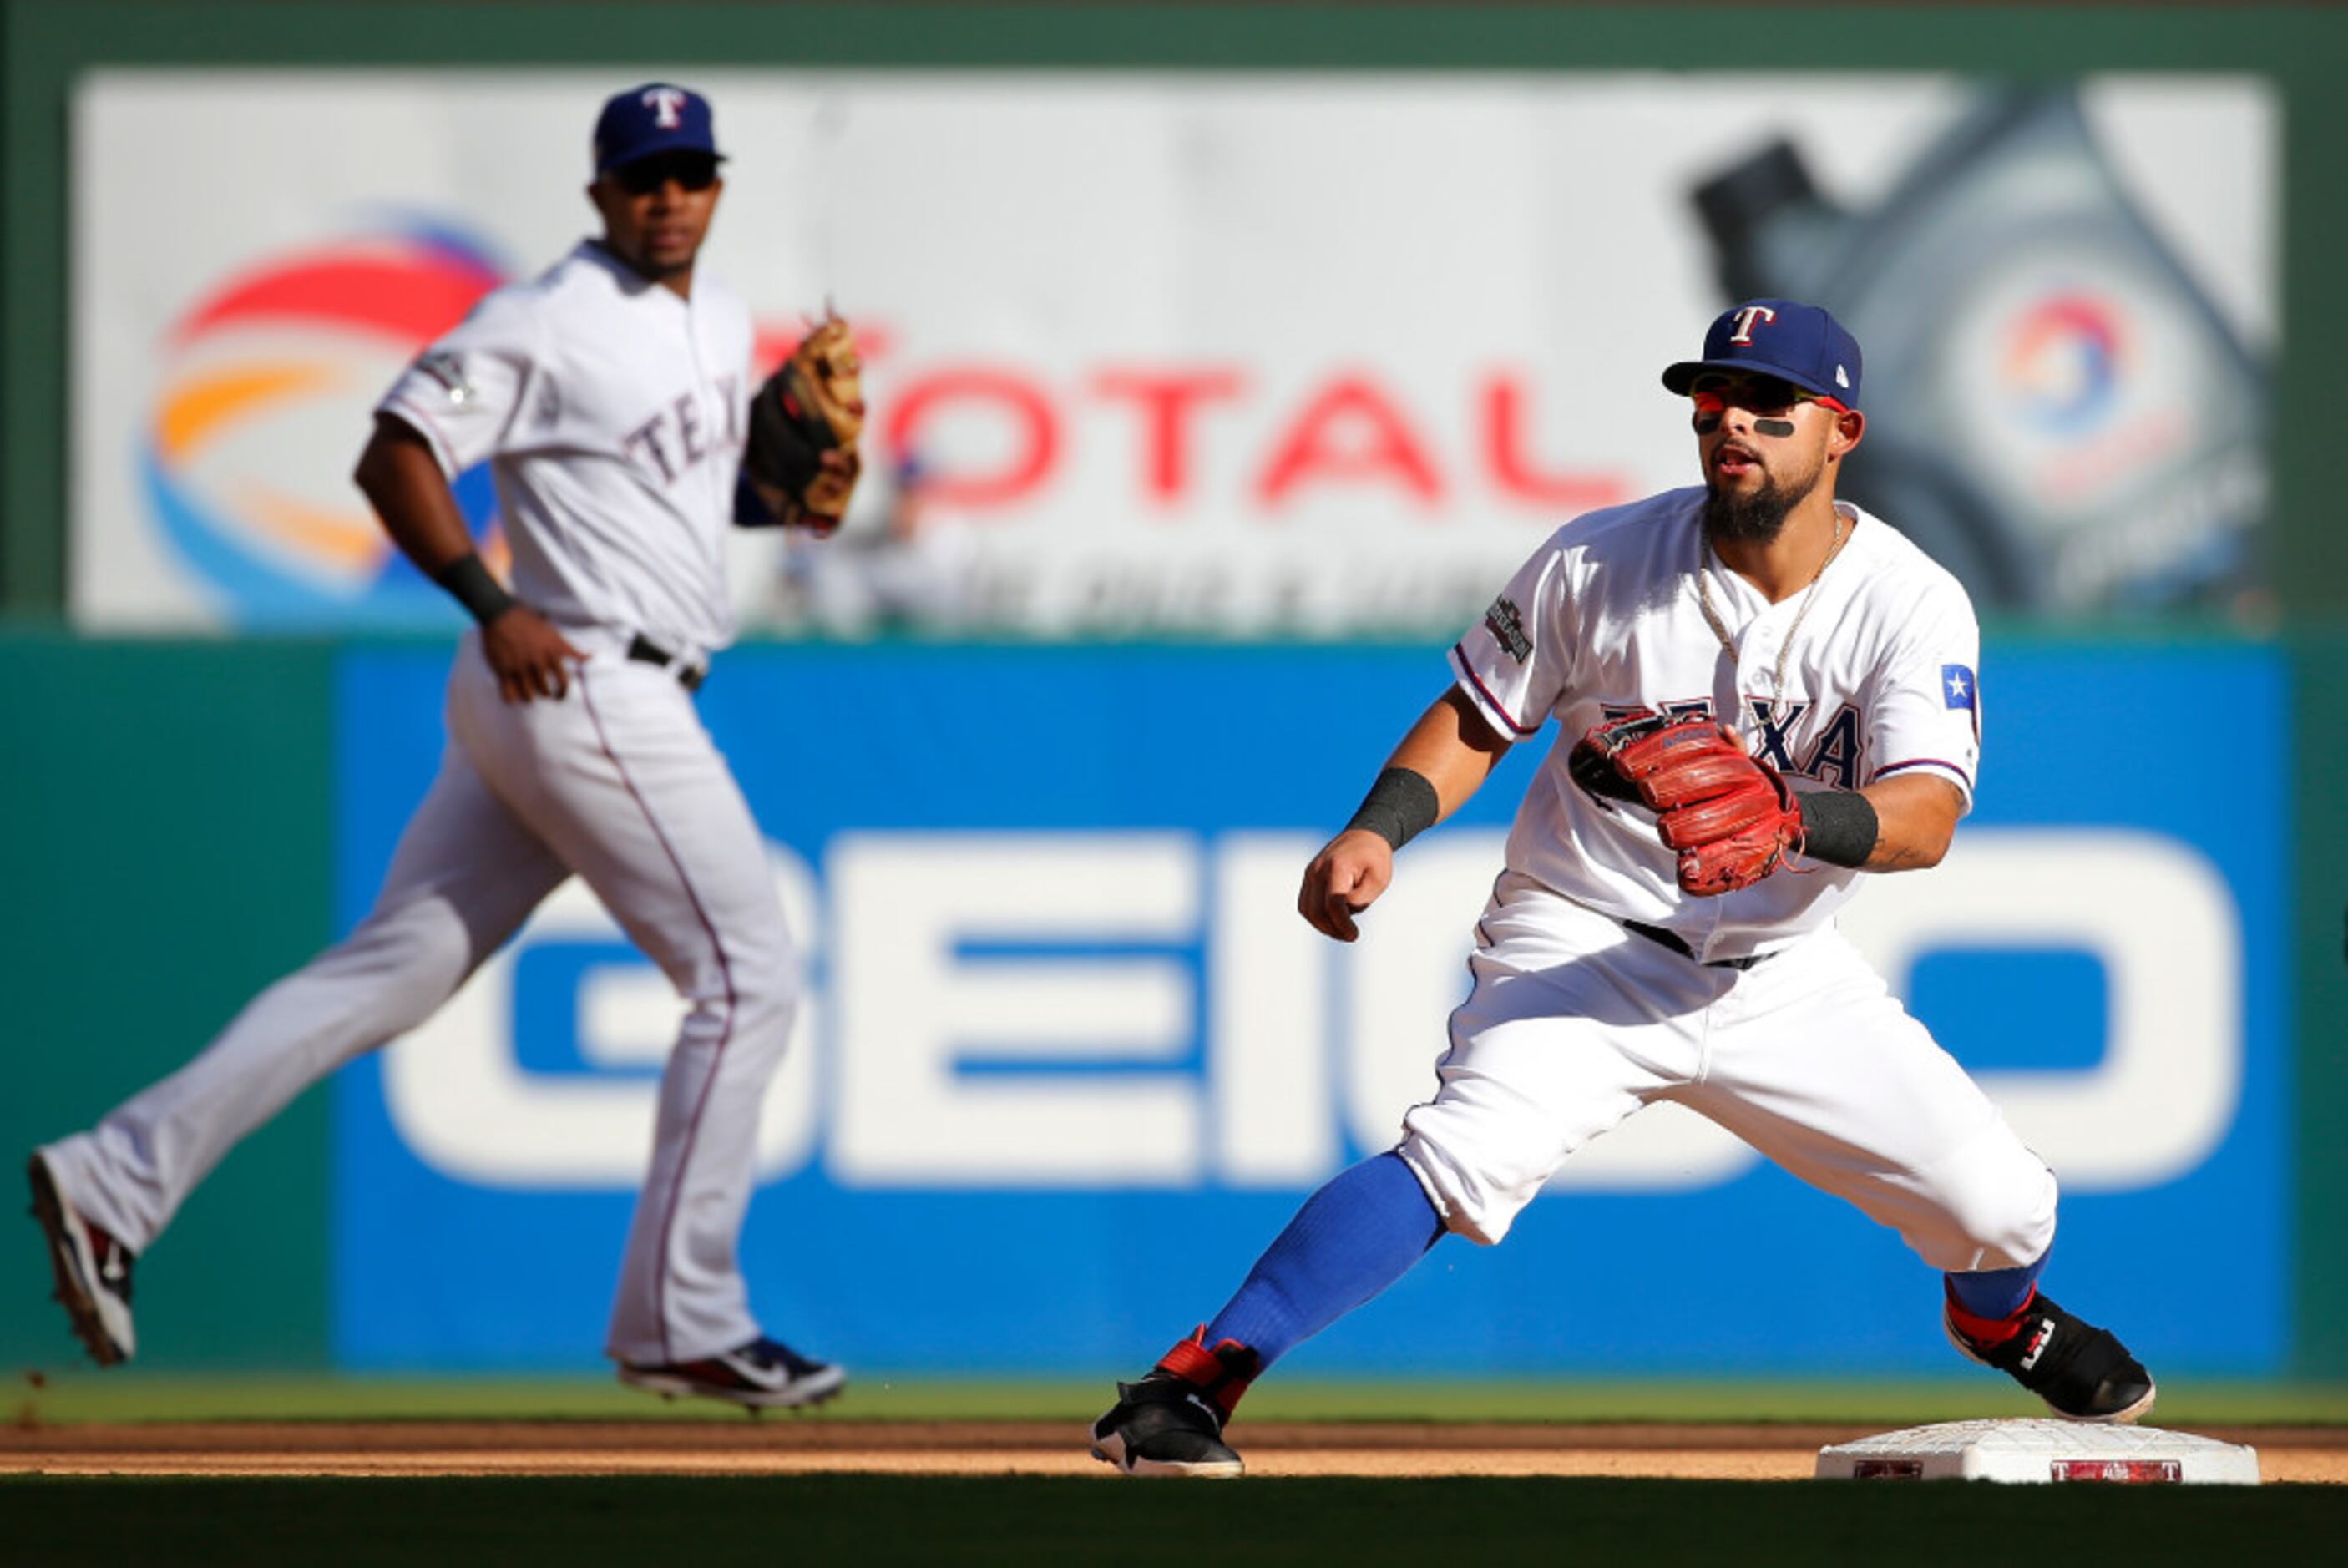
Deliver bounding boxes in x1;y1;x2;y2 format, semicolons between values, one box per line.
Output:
73;71;2275;634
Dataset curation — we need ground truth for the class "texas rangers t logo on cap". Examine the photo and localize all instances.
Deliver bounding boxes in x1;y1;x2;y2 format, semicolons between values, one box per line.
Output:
642;86;688;129
1728;305;1778;346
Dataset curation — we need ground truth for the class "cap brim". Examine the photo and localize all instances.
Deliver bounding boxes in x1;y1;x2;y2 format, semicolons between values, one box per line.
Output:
1661;357;1843;401
600;137;728;175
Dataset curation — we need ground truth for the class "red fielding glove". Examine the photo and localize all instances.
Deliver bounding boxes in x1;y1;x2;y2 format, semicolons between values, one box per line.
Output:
1576;715;1804;897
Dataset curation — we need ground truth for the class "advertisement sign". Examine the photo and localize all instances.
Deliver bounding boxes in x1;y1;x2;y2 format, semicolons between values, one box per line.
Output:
331;642;2285;1373
78;71;2274;633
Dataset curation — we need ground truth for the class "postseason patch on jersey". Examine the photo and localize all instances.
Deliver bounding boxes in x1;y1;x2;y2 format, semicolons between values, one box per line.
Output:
1485;595;1533;664
415;350;477;407
1941;664;1977;710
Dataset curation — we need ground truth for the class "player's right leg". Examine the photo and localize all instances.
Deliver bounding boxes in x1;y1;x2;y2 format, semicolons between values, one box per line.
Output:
1091;877;1703;1475
1090;1151;1444;1477
29;741;567;1364
447;639;824;1406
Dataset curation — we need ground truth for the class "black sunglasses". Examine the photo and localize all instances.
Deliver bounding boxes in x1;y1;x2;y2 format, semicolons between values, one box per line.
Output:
613;153;721;196
1688;370;1841;412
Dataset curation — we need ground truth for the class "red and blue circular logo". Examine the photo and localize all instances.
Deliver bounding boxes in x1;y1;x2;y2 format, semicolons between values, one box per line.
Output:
2001;293;2126;437
144;220;508;625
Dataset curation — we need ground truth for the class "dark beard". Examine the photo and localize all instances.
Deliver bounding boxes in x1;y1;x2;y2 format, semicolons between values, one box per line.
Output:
1702;470;1809;544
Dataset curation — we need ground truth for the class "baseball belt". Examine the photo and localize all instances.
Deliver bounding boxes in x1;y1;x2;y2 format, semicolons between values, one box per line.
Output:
625;633;708;692
1622;918;1769;972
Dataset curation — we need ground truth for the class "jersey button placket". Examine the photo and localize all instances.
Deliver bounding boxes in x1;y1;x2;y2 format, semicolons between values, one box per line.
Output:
684;299;727;578
1708;606;1784;966
1738;591;1789;705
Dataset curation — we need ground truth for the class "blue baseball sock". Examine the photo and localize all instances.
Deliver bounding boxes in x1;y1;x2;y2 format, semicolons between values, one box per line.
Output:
1202;1151;1447;1369
1945;1248;2049;1321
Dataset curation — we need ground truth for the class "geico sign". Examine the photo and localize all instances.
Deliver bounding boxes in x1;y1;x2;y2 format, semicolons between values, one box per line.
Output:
870;362;1631;515
382;827;2241;1194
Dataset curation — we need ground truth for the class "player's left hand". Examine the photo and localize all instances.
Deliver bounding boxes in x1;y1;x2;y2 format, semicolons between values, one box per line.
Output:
1581;715;1804;896
1298;829;1394;942
798;450;861;536
744;312;865;533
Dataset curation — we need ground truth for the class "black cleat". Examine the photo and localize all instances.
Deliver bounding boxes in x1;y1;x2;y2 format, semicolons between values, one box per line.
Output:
1946;1288;2156;1424
28;1151;136;1367
1091;1378;1246;1478
618;1335;845;1411
1089;1332;1260;1478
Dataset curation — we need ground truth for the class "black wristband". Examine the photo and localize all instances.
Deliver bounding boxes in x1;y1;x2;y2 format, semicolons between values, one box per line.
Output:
1345;767;1441;851
434;552;519;626
1798;788;1879;869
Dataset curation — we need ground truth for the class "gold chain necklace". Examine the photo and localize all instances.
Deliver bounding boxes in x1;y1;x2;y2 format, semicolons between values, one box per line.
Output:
1694;512;1851;696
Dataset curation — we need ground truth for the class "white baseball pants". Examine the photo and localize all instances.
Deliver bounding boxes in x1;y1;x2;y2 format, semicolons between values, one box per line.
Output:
1398;873;2057;1271
39;628;799;1365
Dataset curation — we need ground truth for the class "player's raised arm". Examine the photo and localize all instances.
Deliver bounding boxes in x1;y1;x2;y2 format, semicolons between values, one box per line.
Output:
1298;687;1511;942
353;414;582;704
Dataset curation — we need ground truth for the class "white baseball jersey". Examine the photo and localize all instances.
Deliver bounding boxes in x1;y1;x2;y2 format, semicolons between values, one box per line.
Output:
1447;487;1981;963
379;240;754;654
43;239;807;1375
1390;483;2047;1272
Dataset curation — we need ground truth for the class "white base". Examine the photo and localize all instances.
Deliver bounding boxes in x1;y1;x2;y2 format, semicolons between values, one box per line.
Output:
1816;1419;2260;1485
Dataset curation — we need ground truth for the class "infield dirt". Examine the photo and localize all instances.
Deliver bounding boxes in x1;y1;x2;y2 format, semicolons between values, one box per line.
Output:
3;1421;2342;1481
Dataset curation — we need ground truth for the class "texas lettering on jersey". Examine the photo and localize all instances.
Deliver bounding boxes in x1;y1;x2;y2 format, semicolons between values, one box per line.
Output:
623;375;743;486
1597;697;1865;789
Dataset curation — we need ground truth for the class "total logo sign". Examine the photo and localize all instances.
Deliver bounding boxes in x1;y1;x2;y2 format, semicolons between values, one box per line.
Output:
880;364;1632;518
143;223;1633;630
143;222;510;625
379;826;2242;1198
139;221;822;626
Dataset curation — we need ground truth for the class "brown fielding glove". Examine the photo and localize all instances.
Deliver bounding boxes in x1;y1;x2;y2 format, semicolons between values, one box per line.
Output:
1571;713;1804;897
746;311;866;533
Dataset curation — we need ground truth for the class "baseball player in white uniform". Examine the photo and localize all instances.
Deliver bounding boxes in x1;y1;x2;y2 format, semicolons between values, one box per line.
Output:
1091;300;2156;1478
29;84;850;1409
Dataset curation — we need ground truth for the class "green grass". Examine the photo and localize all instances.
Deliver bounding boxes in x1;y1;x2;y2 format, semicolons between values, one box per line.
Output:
6;1377;2340;1565
10;1373;2348;1425
0;1474;2340;1567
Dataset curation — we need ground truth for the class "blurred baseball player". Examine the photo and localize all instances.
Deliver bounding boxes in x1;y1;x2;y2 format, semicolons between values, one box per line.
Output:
1091;300;2154;1478
29;84;864;1409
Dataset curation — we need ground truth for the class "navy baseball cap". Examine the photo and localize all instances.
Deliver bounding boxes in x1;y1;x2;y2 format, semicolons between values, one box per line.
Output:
1662;299;1863;410
594;83;725;175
